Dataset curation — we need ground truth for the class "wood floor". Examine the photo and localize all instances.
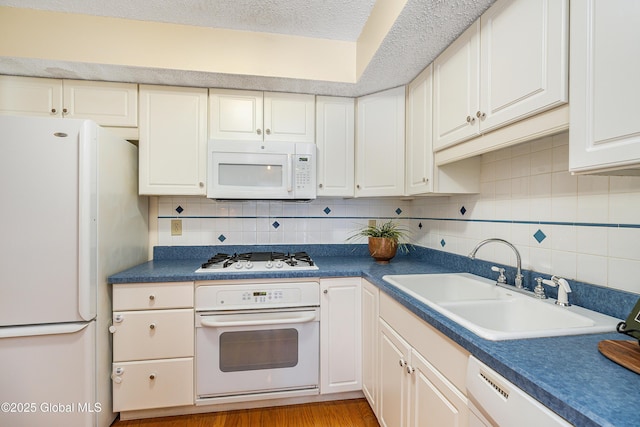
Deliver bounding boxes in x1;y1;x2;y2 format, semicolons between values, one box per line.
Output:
111;399;379;427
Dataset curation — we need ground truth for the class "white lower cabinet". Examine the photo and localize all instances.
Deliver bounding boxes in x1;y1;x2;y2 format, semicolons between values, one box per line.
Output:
320;277;362;394
362;279;380;412
111;282;194;413
378;319;411;427
375;292;470;427
112;358;193;412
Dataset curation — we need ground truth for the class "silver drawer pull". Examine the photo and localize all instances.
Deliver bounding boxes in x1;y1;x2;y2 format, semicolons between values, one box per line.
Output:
149;323;156;330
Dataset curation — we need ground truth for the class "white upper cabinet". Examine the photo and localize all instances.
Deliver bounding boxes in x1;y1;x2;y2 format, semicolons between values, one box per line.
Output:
479;0;568;131
433;22;481;150
406;65;481;195
0;76;138;130
139;85;208;196
316;96;355;197
406;65;435;195
209;88;315;143
0;76;62;117
264;92;315;142
434;0;568;151
355;86;405;197
569;0;640;174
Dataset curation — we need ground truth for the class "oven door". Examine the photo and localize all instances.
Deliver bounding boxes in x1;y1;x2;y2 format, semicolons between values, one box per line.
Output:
196;308;319;398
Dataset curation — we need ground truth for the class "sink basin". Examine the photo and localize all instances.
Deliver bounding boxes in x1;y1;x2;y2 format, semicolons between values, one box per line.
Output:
382;273;620;340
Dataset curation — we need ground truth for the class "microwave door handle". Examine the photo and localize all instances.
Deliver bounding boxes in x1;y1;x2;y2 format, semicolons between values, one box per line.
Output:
200;312;316;328
287;154;293;193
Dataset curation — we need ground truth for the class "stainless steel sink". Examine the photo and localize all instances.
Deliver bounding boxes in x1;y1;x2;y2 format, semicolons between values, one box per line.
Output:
382;273;620;340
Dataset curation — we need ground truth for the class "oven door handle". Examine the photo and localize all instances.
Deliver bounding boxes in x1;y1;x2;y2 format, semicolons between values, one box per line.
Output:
199;311;317;328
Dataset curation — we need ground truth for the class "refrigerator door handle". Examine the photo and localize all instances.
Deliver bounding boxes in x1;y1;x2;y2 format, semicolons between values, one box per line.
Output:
77;121;98;321
0;322;90;339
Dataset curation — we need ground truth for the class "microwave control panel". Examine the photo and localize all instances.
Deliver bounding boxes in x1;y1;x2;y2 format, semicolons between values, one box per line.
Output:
294;154;316;198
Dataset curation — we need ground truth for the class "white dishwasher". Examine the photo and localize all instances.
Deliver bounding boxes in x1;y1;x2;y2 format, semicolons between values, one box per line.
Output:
466;356;572;427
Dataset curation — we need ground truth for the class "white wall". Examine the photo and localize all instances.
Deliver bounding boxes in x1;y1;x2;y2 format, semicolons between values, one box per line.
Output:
155;131;640;295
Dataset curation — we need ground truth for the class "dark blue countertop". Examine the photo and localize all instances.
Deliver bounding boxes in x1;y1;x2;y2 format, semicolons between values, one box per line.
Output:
110;245;640;427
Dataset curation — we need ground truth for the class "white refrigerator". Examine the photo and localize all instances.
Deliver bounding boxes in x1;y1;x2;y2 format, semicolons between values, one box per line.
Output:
0;115;149;427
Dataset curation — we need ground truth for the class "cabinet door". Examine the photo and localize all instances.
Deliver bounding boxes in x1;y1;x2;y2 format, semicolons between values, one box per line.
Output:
433;22;480;151
320;278;362;394
316;96;355;197
112;357;193;411
479;0;568;132
63;80;138;127
569;0;640;173
139;85;207;195
264;92;315;143
112;309;194;362
355;86;405;197
209;88;263;141
362;280;380;413
406;65;434;195
409;349;468;427
378;319;411;427
0;75;62;117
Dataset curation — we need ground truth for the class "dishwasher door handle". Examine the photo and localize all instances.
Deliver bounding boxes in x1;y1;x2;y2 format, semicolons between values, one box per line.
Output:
199;311;317;328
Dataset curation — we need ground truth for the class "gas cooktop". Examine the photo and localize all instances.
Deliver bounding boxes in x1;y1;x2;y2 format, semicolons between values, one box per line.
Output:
195;251;319;273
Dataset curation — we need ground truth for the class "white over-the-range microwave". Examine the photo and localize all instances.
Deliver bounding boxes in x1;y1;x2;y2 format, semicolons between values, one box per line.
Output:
207;140;317;200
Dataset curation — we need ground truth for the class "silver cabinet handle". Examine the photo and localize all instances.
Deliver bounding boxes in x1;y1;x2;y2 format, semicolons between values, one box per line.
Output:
476;111;486;119
406;365;415;374
149;294;155;301
399;359;406;367
323;289;328;294
466;115;476;124
149;373;156;380
199;182;204;188
319;183;323;189
62;108;68;115
265;129;271;135
356;184;361;189
149;323;156;330
51;108;57;114
257;128;262;135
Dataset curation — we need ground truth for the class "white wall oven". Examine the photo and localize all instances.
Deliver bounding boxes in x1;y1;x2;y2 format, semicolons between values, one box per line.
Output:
195;279;320;404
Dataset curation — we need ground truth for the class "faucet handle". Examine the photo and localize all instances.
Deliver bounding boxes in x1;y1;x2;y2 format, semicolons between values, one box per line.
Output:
533;277;547;299
491;266;507;284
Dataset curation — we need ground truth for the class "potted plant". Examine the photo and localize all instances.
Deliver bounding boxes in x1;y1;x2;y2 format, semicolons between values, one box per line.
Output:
348;220;410;264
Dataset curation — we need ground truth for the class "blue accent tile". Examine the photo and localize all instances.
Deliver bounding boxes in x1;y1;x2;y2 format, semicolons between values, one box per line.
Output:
440;239;446;247
323;207;331;215
218;234;226;242
396;208;403;215
272;221;280;229
175;205;184;214
534;229;547;243
460;206;467;215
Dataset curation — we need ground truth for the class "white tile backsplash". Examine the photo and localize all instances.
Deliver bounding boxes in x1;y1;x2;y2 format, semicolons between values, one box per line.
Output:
412;131;640;295
155;132;640;295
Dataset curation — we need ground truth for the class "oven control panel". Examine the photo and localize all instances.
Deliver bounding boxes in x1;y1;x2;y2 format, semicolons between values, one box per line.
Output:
196;281;320;311
242;290;285;303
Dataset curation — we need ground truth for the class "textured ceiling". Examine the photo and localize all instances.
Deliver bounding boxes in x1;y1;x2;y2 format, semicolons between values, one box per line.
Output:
0;0;495;97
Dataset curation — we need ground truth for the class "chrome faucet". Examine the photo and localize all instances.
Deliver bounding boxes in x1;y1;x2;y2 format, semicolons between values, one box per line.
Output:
469;238;524;288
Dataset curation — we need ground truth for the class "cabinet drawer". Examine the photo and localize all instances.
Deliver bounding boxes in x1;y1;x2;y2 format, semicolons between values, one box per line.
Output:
112;357;193;412
113;282;193;310
112;309;194;362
